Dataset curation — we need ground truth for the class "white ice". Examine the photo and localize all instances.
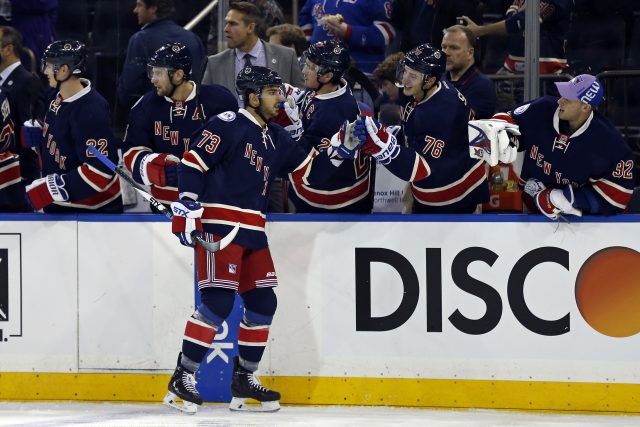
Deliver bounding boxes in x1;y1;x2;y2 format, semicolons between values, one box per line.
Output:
1;402;639;427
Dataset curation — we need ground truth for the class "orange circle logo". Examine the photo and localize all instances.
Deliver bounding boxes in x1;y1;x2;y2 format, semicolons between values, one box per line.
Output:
575;246;640;337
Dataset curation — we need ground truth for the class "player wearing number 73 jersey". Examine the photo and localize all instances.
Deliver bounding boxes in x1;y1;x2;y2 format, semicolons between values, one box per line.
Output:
494;74;635;216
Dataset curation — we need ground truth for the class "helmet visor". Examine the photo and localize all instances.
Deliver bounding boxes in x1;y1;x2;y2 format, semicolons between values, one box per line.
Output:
146;65;171;80
396;61;424;88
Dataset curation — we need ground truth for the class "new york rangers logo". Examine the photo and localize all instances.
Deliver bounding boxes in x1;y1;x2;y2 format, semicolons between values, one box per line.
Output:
228;264;237;274
552;134;570;153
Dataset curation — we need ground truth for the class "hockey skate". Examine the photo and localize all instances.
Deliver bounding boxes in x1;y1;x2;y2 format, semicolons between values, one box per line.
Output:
163;354;203;414
229;356;281;412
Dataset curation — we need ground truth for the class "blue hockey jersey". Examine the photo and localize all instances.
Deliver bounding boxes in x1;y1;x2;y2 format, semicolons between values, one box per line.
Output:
38;80;122;213
0;90;19;211
299;0;395;74
179;109;324;248
499;96;635;214
123;83;238;204
384;81;489;213
287;81;371;213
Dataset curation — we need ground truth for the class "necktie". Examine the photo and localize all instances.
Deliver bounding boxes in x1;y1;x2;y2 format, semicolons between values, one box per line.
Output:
243;53;253;68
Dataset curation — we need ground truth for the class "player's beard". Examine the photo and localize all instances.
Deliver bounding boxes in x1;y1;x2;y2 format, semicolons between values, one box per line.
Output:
259;102;278;121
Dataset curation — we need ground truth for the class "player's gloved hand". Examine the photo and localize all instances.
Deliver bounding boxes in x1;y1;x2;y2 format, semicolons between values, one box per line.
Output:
170;199;204;247
282;96;303;141
271;95;303;141
21;119;44;148
282;83;305;105
359;116;400;165
328;119;366;166
468;119;520;166
523;179;583;220
25;173;69;211
140;153;180;187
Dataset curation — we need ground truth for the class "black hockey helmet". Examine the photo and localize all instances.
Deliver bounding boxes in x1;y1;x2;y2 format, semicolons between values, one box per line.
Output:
236;66;283;100
41;40;87;75
302;39;351;81
147;42;192;77
397;43;446;84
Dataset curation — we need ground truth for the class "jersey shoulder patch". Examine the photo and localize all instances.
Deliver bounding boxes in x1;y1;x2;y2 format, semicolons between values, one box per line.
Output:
217;111;236;122
513;103;531;115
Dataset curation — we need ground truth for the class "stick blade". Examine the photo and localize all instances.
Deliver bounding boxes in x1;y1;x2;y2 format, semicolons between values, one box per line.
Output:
194;222;240;253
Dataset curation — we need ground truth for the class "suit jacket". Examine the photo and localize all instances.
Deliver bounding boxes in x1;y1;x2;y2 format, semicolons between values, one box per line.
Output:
202;41;304;94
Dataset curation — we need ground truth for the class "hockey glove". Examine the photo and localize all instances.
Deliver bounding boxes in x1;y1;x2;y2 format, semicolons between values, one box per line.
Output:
21;119;44;148
468;119;520;166
281;96;303;141
25;173;69;211
360;116;400;165
170;199;204;247
328;119;366;166
282;83;305;105
524;179;583;220
140;153;180;187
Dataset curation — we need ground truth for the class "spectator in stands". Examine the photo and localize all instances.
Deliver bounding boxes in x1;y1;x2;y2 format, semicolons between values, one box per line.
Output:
373;52;406;109
267;24;307;58
392;0;435;53
299;0;395;76
430;0;482;47
441;25;495;119
0;26;44;211
462;0;572;109
0;0;57;63
207;0;285;54
118;0;206;110
201;1;303;108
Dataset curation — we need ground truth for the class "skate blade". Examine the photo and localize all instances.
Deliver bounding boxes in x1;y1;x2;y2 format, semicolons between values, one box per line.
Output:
163;391;198;415
229;397;280;412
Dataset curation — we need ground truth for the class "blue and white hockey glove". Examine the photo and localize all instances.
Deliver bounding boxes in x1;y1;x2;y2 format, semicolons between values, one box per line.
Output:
282;96;303;141
524;179;582;220
468;119;520;166
25;173;69;211
328;119;366;166
139;152;180;187
170;199;204;247
21;119;44;148
360;116;400;165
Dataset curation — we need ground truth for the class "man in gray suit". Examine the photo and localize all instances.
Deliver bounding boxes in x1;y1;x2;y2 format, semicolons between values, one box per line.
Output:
202;1;303;107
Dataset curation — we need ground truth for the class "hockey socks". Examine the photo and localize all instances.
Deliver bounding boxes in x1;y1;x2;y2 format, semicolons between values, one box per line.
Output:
181;309;221;370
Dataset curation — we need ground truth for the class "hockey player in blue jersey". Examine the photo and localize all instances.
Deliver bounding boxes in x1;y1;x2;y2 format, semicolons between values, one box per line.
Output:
338;43;488;213
123;42;238;206
299;0;395;75
469;74;635;219
164;66;338;414
0;90;18;211
21;40;122;213
280;39;372;213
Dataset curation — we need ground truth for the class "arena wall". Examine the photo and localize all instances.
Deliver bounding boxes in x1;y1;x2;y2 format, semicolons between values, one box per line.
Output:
1;213;640;412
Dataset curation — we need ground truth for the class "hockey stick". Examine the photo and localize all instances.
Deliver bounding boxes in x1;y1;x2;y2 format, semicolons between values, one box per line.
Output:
87;145;239;253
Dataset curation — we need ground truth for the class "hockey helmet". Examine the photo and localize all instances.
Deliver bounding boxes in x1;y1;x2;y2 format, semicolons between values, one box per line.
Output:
236;66;283;99
147;42;192;78
41;40;87;75
397;43;446;84
302;39;351;81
